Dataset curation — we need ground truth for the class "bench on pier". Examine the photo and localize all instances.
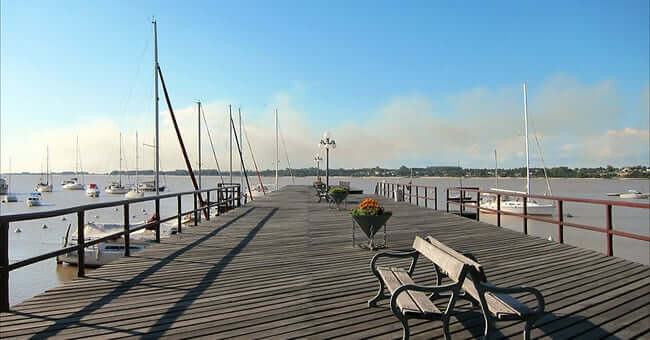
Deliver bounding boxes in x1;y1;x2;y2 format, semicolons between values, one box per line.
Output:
424;236;545;340
315;184;328;202
368;236;471;339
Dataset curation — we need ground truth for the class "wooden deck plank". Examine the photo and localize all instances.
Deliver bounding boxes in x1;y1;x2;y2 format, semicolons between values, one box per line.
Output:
1;185;648;339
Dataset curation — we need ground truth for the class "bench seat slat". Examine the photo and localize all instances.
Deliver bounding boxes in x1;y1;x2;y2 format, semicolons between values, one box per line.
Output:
377;267;441;316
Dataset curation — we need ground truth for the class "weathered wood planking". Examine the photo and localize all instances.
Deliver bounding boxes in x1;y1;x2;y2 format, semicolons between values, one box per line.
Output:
1;185;648;339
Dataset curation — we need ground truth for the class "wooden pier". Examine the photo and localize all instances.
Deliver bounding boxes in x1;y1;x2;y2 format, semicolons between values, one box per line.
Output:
1;186;648;339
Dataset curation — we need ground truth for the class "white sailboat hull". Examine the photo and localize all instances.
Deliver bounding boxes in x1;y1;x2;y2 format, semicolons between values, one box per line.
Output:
36;184;53;192
63;183;84;190
105;187;129;194
125;190;144;199
619;193;649;199
481;200;554;216
58;242;148;267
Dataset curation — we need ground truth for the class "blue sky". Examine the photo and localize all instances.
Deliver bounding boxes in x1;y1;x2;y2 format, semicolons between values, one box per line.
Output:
1;1;649;172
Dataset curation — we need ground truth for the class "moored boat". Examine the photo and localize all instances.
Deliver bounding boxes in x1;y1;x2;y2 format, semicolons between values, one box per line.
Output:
86;184;100;197
26;192;41;207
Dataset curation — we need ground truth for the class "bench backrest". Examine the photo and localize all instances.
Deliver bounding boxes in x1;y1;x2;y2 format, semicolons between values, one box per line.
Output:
424;236;486;302
412;236;470;282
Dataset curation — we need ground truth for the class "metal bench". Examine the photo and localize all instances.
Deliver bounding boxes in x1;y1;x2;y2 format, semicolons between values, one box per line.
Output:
424;236;545;340
368;236;472;340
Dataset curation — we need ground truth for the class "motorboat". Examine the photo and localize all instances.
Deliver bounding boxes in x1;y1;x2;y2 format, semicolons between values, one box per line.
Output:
619;190;649;199
105;182;129;194
26;192;41;207
125;188;144;199
57;223;153;267
0;178;7;195
62;177;84;190
138;180;166;192
86;184;100;197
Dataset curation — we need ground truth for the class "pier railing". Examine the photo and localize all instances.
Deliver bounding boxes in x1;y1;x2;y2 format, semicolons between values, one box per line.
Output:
0;184;241;311
446;187;650;258
375;182;438;210
374;181;650;259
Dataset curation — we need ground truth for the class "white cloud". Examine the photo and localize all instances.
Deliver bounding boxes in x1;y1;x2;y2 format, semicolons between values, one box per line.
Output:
3;75;648;172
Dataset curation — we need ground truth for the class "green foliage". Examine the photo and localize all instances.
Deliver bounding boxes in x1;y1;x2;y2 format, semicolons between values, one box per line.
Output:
328;187;348;194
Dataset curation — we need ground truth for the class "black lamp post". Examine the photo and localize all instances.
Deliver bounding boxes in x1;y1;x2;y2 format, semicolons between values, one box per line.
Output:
319;132;336;191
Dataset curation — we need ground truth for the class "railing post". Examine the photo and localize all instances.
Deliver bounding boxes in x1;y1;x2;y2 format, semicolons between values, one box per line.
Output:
1;220;9;312
476;191;480;221
460;189;464;213
177;195;182;233
424;187;428;208
446;188;450;213
434;187;437;211
123;204;130;256
206;190;210;221
217;188;221;216
557;200;563;243
409;185;412;204
606;204;613;256
77;211;85;278
496;194;501;227
193;192;198;226
155;198;160;243
523;197;528;235
238;185;241;207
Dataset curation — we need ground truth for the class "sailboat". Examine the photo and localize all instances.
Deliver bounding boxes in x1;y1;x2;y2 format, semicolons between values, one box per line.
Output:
35;146;53;192
481;83;554;216
62;137;85;190
125;131;144;199
1;159;18;202
105;133;129;194
139;139;166;192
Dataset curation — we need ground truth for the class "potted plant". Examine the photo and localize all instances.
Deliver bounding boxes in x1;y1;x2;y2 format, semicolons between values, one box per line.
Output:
350;198;392;249
328;187;349;209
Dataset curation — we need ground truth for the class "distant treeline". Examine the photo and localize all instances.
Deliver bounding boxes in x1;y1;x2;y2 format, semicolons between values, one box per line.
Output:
14;165;648;178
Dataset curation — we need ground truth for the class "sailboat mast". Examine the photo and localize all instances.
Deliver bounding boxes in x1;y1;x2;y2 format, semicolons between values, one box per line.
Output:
46;146;50;185
119;133;123;186
494;149;498;189
275;109;278;190
523;82;530;195
198;101;202;192
228;105;232;184
135;131;139;189
239;107;242;190
153;18;160;196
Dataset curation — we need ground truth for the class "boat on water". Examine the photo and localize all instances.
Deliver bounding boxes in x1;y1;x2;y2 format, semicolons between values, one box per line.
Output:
35;146;53;193
62;177;84;190
26;192;41;207
57;223;153;267
138;180;166;192
86;184;100;197
62;137;85;190
251;183;276;198
0;178;7;196
480;83;554;216
105;133;130;194
619;190;649;199
125;131;144;199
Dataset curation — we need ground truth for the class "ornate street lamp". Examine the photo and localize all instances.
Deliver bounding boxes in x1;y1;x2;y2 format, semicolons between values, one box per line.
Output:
319;131;336;191
313;154;323;181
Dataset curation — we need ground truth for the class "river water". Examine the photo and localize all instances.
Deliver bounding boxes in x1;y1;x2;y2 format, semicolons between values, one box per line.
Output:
1;174;648;305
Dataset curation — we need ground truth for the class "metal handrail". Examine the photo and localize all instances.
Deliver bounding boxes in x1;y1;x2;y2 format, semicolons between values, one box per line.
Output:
445;186;650;257
0;184;242;311
375;182;438;210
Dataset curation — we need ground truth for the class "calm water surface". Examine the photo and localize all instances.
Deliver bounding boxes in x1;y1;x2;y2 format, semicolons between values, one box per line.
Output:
1;174;648;305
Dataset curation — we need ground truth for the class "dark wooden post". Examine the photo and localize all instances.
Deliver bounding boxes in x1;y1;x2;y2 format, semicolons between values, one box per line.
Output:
523;197;528;235
77;211;85;278
123;204;130;256
446;188;450;213
155;198;160;243
409;185;412;204
476;191;480;221
434;187;438;211
606;204;613;256
206;190;210;221
193;192;198;226
1;220;9;312
177;195;182;233
496;194;501;227
237;185;241;207
460;189;464;213
217;188;221;216
415;186;419;206
557;200;564;243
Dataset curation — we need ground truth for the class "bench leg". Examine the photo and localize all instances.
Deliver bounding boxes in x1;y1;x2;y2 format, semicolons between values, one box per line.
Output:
442;315;452;340
483;316;495;340
367;278;387;307
523;319;533;340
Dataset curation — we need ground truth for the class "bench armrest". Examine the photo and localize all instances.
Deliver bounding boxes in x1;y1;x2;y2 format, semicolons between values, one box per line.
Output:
370;249;419;275
477;282;545;314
